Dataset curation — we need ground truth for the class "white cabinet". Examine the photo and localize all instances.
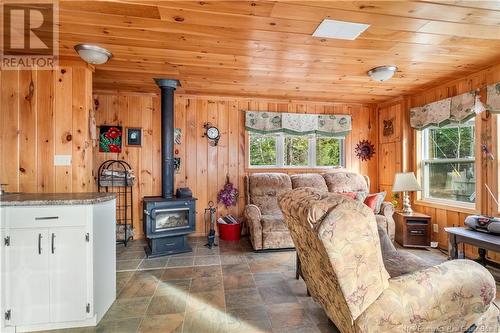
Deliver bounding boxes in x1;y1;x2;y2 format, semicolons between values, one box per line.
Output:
0;199;116;332
7;228;50;326
49;227;88;323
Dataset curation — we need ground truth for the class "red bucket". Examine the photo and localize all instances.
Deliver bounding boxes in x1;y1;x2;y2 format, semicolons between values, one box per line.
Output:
218;221;241;241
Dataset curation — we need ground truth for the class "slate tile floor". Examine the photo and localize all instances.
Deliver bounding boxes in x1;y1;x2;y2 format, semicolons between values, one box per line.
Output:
40;236;499;333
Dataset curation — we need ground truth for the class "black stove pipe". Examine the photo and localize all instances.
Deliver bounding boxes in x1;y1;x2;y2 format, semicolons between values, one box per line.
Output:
154;79;180;199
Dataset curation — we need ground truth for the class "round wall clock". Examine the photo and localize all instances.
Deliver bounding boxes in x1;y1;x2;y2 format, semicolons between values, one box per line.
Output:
355;140;375;161
203;122;220;146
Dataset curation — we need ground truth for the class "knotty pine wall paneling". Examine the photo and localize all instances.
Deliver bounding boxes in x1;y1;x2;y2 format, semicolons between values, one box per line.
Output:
93;94;378;238
381;63;500;260
376;97;413;208
0;62;94;194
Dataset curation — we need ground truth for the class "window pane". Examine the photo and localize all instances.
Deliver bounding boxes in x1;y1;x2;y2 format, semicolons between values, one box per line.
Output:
426;123;475;159
316;137;341;166
284;136;308;166
425;160;475;203
422;120;475;204
249;135;276;166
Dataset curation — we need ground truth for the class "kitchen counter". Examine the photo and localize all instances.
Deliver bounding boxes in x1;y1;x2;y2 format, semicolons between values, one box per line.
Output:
0;192;116;207
1;193;116;332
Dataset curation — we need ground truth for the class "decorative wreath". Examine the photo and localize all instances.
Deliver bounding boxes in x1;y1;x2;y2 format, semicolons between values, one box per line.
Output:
355;140;375;161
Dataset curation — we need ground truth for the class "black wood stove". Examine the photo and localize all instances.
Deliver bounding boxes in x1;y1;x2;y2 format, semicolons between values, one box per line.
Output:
143;79;196;257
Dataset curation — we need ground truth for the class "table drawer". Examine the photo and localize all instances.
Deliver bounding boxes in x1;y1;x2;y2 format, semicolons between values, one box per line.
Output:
5;206;87;228
406;224;429;246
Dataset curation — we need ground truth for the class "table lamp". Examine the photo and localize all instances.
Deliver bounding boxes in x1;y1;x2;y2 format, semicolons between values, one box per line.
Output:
392;172;422;215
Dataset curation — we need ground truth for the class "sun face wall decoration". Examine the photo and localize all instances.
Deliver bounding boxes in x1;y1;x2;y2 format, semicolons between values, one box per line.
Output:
355;140;375;161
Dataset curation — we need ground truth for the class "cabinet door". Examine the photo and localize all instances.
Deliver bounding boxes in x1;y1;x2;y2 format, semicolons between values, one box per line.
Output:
49;227;88;323
7;228;50;326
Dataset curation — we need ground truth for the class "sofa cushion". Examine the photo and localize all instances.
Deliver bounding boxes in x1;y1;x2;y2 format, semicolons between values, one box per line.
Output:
290;173;328;192
261;214;289;233
262;230;295;249
322;170;369;193
248;173;292;215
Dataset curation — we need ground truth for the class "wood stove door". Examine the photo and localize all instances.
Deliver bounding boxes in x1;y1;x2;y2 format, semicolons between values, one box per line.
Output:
151;207;190;233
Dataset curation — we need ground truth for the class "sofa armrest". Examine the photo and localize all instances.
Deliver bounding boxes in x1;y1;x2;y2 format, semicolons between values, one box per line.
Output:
357;260;497;333
380;201;395;242
244;204;263;250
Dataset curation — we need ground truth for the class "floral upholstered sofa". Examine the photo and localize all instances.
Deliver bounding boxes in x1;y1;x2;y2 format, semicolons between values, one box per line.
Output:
279;187;500;333
244;170;395;251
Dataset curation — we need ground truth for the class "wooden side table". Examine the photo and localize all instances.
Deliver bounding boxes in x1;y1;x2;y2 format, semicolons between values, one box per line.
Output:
445;227;500;269
394;212;431;247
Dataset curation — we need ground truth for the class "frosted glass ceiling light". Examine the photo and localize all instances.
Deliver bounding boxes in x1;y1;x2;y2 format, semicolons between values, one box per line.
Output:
74;44;113;65
367;65;398;82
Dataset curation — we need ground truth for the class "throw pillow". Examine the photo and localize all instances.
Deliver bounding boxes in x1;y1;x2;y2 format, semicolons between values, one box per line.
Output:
364;192;386;213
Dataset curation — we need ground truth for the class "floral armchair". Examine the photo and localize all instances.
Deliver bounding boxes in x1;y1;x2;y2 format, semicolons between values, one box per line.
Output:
279;187;499;333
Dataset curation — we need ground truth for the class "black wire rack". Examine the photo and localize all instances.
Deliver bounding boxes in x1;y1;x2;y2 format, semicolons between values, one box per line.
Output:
97;160;135;246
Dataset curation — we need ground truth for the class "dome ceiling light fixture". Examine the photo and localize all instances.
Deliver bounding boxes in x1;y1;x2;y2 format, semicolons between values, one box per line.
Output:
74;44;113;65
367;65;398;82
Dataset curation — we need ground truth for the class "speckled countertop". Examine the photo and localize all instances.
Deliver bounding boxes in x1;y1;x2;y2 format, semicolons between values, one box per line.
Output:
0;193;116;206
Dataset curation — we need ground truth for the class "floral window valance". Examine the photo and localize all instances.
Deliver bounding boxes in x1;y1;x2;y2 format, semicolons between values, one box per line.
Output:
245;111;352;137
410;91;478;130
487;82;500;113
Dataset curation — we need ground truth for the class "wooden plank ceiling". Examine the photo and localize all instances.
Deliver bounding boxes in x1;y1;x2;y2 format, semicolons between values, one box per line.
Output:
59;1;500;103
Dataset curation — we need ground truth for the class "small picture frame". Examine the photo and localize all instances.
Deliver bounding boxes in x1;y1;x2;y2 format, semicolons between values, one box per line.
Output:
126;128;142;146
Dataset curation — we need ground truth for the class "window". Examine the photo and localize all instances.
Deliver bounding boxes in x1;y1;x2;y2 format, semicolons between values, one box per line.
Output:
421;119;475;205
249;133;344;168
249;135;276;166
284;136;309;166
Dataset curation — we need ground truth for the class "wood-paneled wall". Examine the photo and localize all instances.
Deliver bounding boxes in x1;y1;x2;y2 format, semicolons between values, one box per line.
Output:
377;98;404;205
0;62;94;193
379;63;500;258
93;93;378;237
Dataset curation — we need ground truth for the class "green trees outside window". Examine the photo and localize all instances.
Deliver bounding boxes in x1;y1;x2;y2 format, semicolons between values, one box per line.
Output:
284;136;308;166
316;137;341;166
249;133;343;168
422;120;476;204
249;135;276;166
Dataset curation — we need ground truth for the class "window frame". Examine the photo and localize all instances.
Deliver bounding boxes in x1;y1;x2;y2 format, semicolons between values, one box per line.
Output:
247;132;345;169
418;120;477;209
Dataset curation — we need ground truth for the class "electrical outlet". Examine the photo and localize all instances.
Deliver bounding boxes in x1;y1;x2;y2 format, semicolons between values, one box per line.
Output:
433;223;439;233
54;155;72;166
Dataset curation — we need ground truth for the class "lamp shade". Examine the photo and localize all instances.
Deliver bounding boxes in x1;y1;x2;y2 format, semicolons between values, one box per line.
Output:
392;172;421;192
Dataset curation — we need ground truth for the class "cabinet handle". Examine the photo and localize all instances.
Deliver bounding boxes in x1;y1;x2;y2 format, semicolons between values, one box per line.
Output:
38;233;42;254
51;233;56;254
35;216;59;220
